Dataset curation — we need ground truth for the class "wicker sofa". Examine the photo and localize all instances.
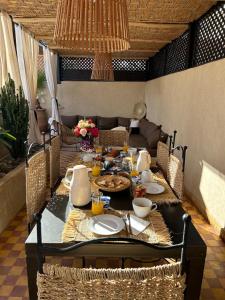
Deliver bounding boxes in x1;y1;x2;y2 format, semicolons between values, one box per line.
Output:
61;115;168;156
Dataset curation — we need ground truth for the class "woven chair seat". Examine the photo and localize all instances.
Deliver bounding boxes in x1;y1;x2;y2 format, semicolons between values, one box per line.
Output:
26;150;47;225
99;130;129;147
37;262;185;300
167;154;184;200
157;141;169;176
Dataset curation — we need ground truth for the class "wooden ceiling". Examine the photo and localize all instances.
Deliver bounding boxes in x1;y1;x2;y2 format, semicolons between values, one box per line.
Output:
0;0;216;59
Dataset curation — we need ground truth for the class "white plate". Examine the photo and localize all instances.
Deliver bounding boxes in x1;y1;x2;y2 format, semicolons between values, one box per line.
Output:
89;214;125;235
144;182;165;195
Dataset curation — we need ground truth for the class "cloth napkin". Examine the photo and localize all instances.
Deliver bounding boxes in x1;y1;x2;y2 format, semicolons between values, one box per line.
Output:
125;214;150;236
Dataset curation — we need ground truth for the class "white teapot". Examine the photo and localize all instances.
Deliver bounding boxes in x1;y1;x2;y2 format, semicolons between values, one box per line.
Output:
65;165;91;207
141;169;154;183
136;150;151;172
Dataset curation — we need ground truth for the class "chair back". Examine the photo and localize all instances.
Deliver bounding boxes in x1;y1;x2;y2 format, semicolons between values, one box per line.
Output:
37;262;185;300
35;212;190;300
99;130;129;146
49;134;61;193
156;130;177;176
167;145;187;200
157;141;170;176
25;149;47;231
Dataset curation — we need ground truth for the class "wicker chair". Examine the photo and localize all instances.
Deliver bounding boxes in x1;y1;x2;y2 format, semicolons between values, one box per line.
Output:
156;141;170;176
167;145;187;201
99;130;129;146
35;213;190;300
25;150;47;232
37;262;185;300
49;135;61;195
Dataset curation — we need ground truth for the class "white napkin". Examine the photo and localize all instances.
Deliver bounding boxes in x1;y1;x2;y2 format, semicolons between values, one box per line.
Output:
125;214;150;236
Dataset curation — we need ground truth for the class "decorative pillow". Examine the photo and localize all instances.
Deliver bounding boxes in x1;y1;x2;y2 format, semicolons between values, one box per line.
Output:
97;117;118;130
147;127;161;149
160;131;168;144
111;126;126;131
118;117;131;129
139;119;158;139
61;115;78;129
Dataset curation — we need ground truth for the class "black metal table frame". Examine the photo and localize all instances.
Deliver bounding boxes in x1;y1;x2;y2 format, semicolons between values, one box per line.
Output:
25;190;206;300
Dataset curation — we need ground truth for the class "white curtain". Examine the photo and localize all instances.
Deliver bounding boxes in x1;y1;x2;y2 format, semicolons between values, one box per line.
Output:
43;47;61;132
15;24;42;144
0;12;20;89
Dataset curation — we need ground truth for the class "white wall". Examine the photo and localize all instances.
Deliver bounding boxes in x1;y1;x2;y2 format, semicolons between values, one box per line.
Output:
41;81;145;117
145;59;225;229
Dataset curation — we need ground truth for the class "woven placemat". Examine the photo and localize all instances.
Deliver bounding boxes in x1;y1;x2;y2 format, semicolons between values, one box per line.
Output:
62;209;172;245
145;173;181;205
57;152;180;205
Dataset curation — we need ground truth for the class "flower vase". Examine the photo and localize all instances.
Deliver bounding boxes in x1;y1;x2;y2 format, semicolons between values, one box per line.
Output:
80;135;94;152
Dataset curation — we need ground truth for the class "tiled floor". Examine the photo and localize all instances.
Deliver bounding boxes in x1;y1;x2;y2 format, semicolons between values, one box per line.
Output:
0;149;224;299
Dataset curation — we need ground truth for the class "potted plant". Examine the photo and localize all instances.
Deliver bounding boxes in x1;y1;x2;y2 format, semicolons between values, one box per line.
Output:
0;76;28;233
0;74;29;158
0;127;16;153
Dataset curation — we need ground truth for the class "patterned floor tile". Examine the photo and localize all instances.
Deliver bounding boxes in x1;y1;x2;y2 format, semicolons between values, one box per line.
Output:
0;151;224;299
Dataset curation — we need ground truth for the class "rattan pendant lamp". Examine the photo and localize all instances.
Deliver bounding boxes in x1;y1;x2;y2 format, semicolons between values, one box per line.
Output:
91;53;114;81
54;0;130;53
54;0;130;81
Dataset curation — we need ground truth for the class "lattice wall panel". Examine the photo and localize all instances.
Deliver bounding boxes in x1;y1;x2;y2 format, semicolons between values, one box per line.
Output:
61;57;94;70
148;49;166;80
193;3;225;66
166;30;190;74
60;57;148;81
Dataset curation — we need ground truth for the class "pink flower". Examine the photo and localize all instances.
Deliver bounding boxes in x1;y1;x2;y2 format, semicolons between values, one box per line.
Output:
80;128;87;137
91;127;99;137
74;127;80;137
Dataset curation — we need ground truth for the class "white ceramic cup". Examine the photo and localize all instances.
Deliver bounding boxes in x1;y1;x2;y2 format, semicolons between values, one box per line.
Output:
128;147;137;156
132;197;157;218
141;170;154;183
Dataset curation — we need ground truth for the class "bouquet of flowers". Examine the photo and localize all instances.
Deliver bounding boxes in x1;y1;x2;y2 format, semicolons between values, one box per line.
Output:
73;118;99;138
73;118;99;152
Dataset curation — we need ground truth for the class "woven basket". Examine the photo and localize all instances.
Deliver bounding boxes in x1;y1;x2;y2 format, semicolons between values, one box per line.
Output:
94;175;131;192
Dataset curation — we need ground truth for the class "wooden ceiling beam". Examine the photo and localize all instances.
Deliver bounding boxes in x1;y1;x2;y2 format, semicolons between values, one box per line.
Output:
13;17;56;23
13;17;187;30
129;22;188;30
37;35;170;44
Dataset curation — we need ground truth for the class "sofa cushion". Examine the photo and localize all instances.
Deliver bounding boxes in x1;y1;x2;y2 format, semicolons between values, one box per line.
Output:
118;117;130;129
61;115;78;129
160;130;168;144
78;115;97;124
129;134;148;149
139;119;159;139
147;127;161;149
97;117;118;130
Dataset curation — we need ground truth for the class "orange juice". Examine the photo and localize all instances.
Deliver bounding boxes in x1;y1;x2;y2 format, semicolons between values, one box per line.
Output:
92;201;104;215
130;169;139;177
95;145;103;154
92;165;101;176
123;144;129;152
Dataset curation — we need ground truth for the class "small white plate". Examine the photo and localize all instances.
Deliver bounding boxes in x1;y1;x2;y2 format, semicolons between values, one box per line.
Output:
89;214;125;235
144;182;165;195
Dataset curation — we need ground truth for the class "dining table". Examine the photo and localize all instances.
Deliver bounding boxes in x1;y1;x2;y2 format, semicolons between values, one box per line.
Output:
25;153;206;300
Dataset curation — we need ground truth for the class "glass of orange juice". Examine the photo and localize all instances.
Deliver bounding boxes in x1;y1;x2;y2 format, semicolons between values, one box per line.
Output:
91;191;104;215
95;144;103;154
123;141;128;152
92;162;101;177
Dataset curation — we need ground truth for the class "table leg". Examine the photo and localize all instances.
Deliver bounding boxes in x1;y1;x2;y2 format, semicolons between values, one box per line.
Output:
185;257;205;300
26;253;38;300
